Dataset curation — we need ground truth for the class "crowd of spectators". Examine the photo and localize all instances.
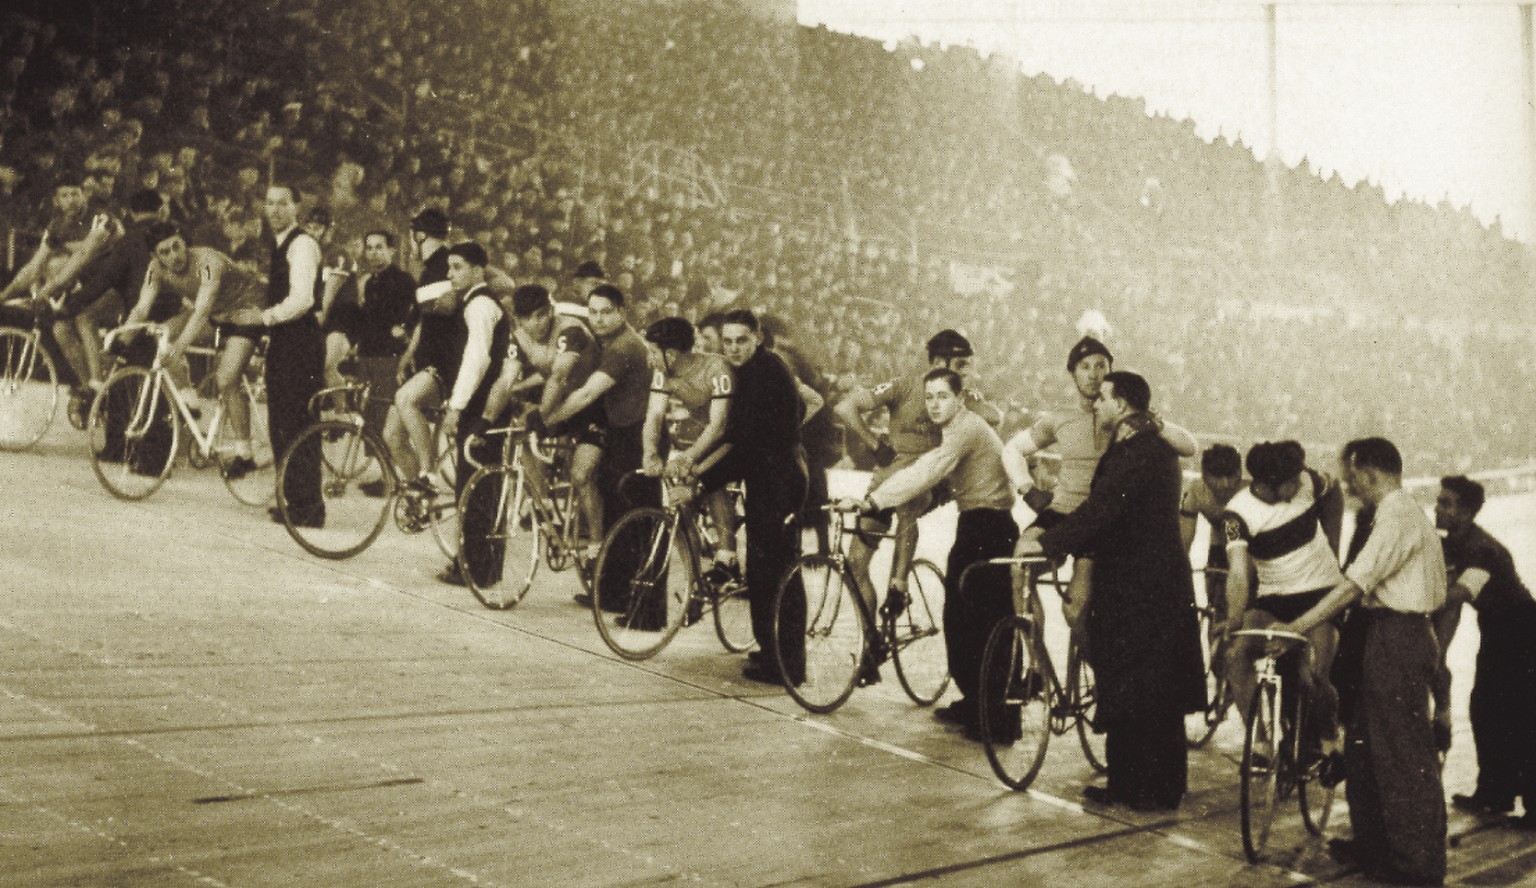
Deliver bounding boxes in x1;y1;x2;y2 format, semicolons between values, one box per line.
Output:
0;0;1530;474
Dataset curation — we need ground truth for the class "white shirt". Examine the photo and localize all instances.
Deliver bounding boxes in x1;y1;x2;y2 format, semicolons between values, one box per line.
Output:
1345;487;1447;614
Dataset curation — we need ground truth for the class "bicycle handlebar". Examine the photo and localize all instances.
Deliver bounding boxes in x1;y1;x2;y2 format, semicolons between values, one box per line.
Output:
955;555;1055;601
102;322;169;353
1229;627;1309;647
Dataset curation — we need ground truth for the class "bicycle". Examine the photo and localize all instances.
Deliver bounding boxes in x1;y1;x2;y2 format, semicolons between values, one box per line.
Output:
455;416;587;609
771;503;949;714
969;555;1107;790
87;322;273;504
1186;565;1233;749
1232;627;1336;863
0;295;62;451
273;381;458;560
589;466;753;661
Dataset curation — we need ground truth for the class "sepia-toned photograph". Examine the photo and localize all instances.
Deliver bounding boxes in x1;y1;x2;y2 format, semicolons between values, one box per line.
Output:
0;0;1532;884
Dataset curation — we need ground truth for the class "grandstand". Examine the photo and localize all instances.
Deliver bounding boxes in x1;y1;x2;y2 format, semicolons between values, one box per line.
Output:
3;0;1533;475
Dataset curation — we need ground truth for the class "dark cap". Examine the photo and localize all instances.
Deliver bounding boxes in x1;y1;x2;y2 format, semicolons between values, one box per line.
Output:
446;241;488;267
645;317;695;353
1246;441;1305;488
1066;336;1113;372
926;329;973;360
574;260;605;280
305;206;332;227
511;283;551;317
410;208;449;238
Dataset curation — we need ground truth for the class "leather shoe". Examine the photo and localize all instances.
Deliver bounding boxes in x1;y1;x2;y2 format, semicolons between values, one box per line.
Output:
1509;812;1536;831
1082;785;1118;807
741;660;801;687
572;592;593;607
437;563;466;586
1451;793;1511;816
933;700;975;727
1326;838;1360;866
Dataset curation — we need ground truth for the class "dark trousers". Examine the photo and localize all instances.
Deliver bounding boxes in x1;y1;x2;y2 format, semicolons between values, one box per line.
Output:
1104;708;1188;808
357;355;399;440
945;508;1020;707
1469;630;1536;809
743;461;808;676
1339;610;1447;885
593;421;665;620
267;319;325;515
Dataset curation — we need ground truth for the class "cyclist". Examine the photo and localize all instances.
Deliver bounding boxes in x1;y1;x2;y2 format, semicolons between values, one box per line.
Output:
1219;441;1346;768
640;317;736;579
833;329;992;669
471;283;605;563
131;222;266;479
1179;443;1246;620
1007;335;1198;535
379;209;455;496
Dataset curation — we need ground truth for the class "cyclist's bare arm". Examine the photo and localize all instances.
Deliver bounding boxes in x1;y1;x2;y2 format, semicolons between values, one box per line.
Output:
122;261;163;332
1318;475;1346;555
796;379;823;425
538;349;579;421
1179;510;1199;556
545;369;614;426
0;232;53;301
34;215;115;302
1223;543;1255;631
833;385;880;452
397;323;421;383
641;388;668;475
1157;419;1199;458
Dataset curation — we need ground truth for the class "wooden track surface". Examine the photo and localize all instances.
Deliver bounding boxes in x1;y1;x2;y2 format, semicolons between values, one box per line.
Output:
2;425;1533;887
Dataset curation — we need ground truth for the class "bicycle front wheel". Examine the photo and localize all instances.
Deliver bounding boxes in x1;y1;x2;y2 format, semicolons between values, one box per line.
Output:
891;558;950;706
0;328;58;451
777;555;864;713
1241;682;1282;863
220;382;276;506
1296;685;1336;836
458;466;540;609
278;420;392;559
979;615;1052;790
89;368;177;500
592;508;691;660
1067;641;1108;773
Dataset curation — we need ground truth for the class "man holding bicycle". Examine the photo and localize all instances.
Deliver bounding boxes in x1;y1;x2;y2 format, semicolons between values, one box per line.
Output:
133;222;266;480
1220;441;1346;771
849;367;1028;726
1277;438;1447;887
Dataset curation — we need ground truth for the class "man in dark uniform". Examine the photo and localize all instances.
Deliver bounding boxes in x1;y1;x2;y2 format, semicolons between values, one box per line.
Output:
1437;475;1536;829
1029;371;1206;811
228;183;325;528
326;230;417;438
700;309;808;685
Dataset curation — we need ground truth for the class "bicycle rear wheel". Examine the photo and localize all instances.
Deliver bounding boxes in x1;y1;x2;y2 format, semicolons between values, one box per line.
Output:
220;381;276;506
777;555;864;713
458;466;541;609
891;558;949;706
89;368;177;500
592;508;690;660
278;420;392;559
1241;683;1282;863
1068;641;1108;773
0;328;58;451
1187;611;1230;749
711;573;754;654
979;615;1052;790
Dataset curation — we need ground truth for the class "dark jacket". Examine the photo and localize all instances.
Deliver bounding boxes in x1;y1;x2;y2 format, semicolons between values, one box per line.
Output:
726;345;803;473
1039;416;1205;722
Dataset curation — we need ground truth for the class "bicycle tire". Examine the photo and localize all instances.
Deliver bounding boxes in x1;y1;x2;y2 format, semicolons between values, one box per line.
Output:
1295;685;1336;836
543;478;578;572
458;466;540;609
777;555;864;714
1068;641;1108;773
711;573;754;654
1187;610;1229;749
0;328;59;451
88;367;177;500
979;615;1053;790
1241;682;1282;863
277;420;392;559
220;380;276;507
891;558;950;706
591;507;690;660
